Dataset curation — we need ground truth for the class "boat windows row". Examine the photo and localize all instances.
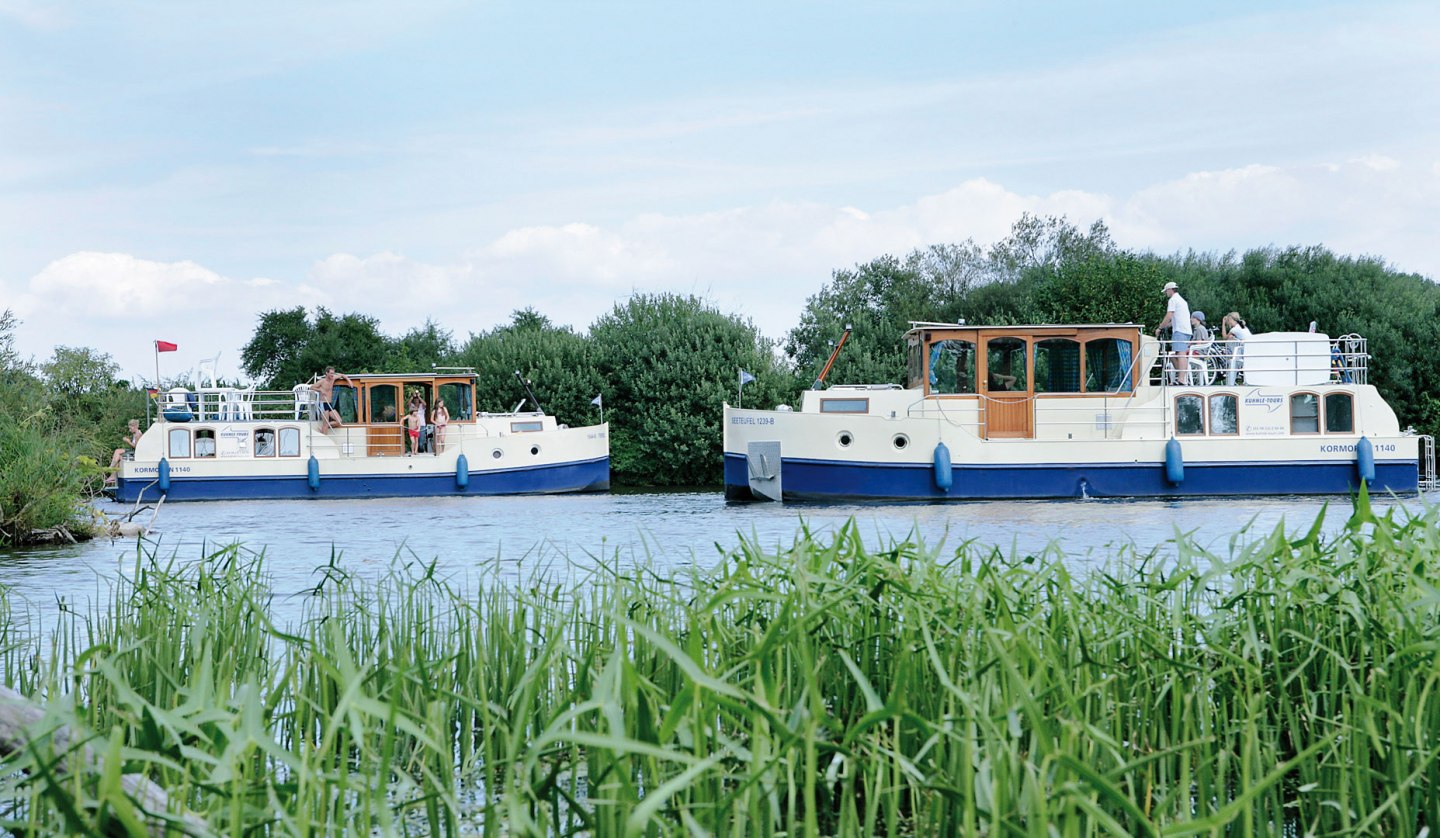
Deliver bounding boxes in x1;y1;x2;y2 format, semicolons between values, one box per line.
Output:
167;427;303;459
911;332;1136;396
1174;392;1354;436
314;380;476;426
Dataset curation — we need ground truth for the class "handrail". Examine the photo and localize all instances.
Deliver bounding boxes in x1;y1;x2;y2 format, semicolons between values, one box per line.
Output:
1151;335;1369;387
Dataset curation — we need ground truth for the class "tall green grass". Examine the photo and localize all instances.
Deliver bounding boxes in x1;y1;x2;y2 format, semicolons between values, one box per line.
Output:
2;491;1439;835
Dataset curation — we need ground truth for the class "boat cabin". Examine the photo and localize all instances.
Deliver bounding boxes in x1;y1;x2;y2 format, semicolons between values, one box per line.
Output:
905;323;1139;397
148;370;556;460
319;372;477;456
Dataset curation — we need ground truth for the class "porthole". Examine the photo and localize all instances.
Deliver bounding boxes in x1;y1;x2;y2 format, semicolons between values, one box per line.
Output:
837;431;854;448
491;449;503;460
892;434;910;450
529;445;541;456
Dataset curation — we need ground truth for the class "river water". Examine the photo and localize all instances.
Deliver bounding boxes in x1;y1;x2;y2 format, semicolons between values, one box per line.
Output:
2;491;1432;622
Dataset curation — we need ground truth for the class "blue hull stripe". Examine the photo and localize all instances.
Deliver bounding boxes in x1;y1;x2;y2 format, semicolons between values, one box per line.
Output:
724;453;1418;501
115;457;610;502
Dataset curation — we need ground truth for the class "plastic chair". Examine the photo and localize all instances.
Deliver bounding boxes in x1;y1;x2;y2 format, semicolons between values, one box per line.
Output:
235;386;255;420
293;385;317;420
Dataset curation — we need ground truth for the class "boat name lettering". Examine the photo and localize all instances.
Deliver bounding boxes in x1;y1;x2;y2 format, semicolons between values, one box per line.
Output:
1320;443;1396;453
730;416;776;426
134;466;191;474
588;431;607;440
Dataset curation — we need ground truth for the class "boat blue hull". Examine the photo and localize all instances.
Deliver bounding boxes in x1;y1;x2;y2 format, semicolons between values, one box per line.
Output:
113;457;610;503
724;454;1418;501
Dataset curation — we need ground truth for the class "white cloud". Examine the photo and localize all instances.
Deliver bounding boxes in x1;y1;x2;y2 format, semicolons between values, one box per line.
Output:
6;157;1438;382
0;0;69;29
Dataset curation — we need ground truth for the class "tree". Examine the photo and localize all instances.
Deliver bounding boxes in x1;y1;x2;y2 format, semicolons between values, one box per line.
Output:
591;293;792;486
0;315;101;545
0;309;21;373
240;307;312;388
241;307;396;389
453;309;603;429
784;216;1125;387
1028;251;1165;326
784;254;948;389
382;319;456;373
988;214;1115;280
41;346;120;400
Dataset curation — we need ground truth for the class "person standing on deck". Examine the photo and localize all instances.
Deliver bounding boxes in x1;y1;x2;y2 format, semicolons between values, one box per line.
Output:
309;366;354;433
1155;281;1192;384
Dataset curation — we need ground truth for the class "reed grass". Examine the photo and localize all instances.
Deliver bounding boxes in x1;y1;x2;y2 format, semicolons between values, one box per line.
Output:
1;488;1438;835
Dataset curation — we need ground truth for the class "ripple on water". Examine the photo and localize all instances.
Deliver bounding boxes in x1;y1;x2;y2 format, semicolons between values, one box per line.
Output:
0;490;1431;622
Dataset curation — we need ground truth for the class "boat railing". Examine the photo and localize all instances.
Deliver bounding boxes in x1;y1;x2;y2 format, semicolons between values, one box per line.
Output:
1151;335;1369;387
318;418;548;459
1420;435;1438;492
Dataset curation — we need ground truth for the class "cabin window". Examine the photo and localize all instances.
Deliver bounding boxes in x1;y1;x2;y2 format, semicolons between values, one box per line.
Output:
331;385;360;424
1034;338;1081;393
194;429;216;458
279;427;301;456
820;398;869;414
510;420;544;433
985;337;1028;392
369;384;399;424
1085;338;1135;392
167;428;191;458
438;382;474;421
1209;394;1239;435
1290;393;1320;434
1325;393;1354;433
255;429;276;457
1175;395;1205;435
906;335;925;390
928;339;976;395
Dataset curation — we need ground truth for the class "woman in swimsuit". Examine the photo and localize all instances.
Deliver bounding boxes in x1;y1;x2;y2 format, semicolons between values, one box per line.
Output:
105;419;142;484
432;401;449;454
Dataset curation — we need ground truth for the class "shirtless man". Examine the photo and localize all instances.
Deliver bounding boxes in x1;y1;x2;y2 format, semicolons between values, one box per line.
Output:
309;366;354;433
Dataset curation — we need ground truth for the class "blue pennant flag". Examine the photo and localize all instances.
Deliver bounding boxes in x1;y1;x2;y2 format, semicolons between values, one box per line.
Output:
591;394;603;408
739;370;756;387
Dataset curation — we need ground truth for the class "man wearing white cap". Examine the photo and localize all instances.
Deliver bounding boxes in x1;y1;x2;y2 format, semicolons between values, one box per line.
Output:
1155;281;1192;384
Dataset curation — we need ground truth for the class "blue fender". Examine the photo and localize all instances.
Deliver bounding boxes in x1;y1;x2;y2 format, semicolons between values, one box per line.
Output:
1356;436;1375;483
456;453;470;489
933;442;953;492
158;457;171;493
307;455;320;491
1165;437;1184;485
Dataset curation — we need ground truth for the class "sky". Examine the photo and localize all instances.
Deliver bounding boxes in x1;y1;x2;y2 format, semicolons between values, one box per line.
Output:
2;0;1438;384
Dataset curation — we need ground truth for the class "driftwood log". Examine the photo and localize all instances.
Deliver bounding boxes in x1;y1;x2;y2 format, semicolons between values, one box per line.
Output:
0;685;209;836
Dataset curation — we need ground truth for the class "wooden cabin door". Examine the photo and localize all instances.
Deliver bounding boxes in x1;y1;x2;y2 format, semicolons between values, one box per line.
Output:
366;384;404;456
981;334;1034;439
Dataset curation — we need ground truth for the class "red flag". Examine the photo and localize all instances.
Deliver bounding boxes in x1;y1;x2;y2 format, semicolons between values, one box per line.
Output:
156;340;178;352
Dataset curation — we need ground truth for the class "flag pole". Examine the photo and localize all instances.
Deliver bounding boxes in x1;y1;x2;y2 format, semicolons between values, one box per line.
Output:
154;341;161;396
737;370;742;408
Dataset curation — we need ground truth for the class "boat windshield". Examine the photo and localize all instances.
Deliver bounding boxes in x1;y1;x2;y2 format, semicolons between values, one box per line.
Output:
929;339;976;394
438;381;474;421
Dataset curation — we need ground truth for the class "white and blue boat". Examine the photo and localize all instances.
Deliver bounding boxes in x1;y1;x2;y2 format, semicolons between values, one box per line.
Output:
112;370;608;502
724;323;1435;501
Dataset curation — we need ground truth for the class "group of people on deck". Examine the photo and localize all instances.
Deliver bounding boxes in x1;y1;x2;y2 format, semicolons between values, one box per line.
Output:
308;366;450;455
1156;281;1251;385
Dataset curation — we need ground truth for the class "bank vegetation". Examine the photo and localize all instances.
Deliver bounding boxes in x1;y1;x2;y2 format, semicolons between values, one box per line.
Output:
1;492;1437;834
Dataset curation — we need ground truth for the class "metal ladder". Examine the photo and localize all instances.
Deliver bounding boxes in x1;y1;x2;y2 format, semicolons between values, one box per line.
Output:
1420;435;1438;492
